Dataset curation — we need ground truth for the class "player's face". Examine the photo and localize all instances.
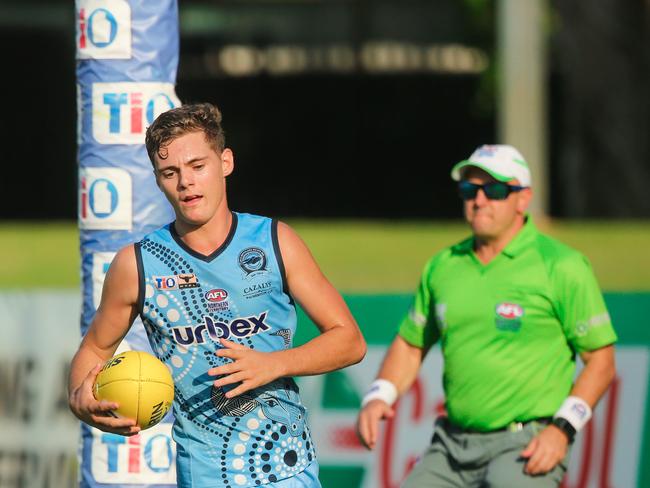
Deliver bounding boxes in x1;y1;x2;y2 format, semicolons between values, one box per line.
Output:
154;131;234;227
461;167;532;241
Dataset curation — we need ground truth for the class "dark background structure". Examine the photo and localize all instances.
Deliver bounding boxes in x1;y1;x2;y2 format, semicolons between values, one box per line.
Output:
1;0;648;220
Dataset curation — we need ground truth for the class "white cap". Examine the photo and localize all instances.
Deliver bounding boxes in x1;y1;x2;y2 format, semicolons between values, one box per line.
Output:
451;144;531;186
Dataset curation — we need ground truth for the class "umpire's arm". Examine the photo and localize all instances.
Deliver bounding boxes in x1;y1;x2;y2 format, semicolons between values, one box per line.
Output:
574;345;616;405
356;335;427;450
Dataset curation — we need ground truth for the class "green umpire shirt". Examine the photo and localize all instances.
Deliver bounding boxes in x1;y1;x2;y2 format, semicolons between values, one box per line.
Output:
398;217;617;431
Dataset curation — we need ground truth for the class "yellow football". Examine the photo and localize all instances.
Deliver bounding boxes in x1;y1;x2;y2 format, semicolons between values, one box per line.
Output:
94;351;174;430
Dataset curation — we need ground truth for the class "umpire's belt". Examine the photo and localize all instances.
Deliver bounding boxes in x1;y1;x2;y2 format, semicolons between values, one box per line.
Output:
442;416;552;434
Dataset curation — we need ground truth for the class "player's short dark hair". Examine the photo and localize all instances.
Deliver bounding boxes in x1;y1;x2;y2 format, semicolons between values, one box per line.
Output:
145;103;226;167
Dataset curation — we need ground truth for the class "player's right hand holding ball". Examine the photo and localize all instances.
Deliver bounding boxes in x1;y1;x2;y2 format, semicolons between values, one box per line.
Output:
356;399;395;450
68;363;141;436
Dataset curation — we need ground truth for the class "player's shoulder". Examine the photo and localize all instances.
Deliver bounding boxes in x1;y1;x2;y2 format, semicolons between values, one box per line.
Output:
111;244;138;273
274;218;300;234
232;211;273;225
102;244;139;303
230;211;280;239
268;219;318;285
274;220;307;259
533;231;592;278
139;222;173;243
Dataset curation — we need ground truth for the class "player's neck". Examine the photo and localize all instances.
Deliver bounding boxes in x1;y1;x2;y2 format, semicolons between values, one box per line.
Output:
473;217;525;264
174;205;233;255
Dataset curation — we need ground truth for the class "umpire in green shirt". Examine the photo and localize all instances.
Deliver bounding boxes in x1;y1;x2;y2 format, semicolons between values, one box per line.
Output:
356;145;617;487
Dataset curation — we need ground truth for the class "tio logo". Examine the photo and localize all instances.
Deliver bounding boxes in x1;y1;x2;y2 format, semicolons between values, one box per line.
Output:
154;276;178;290
81;178;118;218
79;167;132;230
91;425;177;483
92;252;116;310
79;8;117;48
92;82;181;144
102;434;171;474
76;0;131;59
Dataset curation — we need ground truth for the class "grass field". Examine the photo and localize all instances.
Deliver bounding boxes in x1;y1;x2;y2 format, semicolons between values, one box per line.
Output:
1;219;649;292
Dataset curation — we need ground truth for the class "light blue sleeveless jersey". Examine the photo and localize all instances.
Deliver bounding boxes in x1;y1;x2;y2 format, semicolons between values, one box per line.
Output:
135;212;317;488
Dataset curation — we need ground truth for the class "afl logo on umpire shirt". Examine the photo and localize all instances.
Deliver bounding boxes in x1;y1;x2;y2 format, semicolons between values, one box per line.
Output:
495;302;524;332
238;247;268;277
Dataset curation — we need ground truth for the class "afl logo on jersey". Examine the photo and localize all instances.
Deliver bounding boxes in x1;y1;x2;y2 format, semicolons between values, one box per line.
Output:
205;289;228;302
495;302;524;332
238;247;268;277
496;303;524;319
205;289;230;312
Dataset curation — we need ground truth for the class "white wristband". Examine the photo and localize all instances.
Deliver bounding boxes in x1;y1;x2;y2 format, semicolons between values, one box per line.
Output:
361;379;398;407
554;396;592;432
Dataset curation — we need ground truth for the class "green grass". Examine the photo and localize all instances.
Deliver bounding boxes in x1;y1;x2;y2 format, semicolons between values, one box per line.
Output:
290;219;650;292
1;220;649;292
0;222;80;289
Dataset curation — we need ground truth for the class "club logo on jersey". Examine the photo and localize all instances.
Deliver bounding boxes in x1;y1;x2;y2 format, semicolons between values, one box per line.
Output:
205;289;230;312
177;273;199;288
243;281;273;299
495;302;524;331
76;0;132;60
171;312;270;345
238;247;268;278
153;274;200;290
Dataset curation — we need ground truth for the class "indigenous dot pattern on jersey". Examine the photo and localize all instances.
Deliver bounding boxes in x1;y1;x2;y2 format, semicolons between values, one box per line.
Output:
137;214;316;487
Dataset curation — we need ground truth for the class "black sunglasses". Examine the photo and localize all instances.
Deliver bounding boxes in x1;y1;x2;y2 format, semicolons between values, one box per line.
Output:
458;181;527;201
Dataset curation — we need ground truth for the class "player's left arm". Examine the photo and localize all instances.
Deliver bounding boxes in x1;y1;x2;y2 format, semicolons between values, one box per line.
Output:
210;222;366;397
